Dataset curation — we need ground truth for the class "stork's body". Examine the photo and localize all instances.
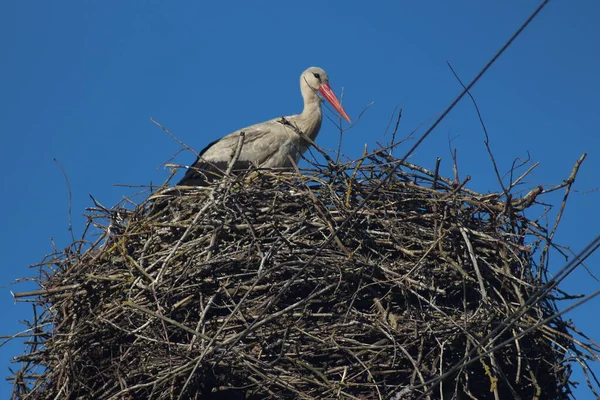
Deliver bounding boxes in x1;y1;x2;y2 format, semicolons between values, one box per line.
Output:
178;67;350;186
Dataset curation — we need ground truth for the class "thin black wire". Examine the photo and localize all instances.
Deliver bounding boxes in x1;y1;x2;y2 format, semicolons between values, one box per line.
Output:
257;0;552;313
230;0;553;358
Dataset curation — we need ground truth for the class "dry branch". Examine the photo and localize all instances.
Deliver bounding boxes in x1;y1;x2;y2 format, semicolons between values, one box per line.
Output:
6;148;599;400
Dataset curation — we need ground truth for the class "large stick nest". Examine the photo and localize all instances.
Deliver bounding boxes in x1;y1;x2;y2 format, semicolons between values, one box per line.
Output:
9;149;598;399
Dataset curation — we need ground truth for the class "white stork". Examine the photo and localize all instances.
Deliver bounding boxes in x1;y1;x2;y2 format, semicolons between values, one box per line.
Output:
177;67;351;186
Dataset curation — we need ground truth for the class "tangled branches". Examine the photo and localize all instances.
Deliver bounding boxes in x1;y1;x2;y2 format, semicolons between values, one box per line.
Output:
8;150;599;399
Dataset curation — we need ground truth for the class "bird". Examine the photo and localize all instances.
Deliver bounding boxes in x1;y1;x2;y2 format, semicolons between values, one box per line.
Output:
177;67;351;187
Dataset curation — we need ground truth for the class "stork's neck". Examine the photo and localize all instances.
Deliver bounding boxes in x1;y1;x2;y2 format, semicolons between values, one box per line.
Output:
298;83;323;140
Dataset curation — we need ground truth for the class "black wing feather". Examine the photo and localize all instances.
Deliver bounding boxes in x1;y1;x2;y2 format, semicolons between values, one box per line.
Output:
177;138;253;186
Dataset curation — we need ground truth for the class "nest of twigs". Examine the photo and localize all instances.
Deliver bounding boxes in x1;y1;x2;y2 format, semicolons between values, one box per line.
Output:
9;148;598;399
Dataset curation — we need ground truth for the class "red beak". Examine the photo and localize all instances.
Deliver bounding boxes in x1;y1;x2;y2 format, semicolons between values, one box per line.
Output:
319;83;351;123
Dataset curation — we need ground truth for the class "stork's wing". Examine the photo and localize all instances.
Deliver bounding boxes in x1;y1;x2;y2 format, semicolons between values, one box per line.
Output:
176;138;224;186
177;121;284;187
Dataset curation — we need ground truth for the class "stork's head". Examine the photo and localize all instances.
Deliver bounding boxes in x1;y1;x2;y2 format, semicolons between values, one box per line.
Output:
301;67;351;123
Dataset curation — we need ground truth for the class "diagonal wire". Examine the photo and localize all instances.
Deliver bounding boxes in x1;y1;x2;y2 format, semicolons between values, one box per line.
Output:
232;0;553;347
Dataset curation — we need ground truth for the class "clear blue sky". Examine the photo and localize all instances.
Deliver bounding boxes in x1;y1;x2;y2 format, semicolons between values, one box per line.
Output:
1;1;599;398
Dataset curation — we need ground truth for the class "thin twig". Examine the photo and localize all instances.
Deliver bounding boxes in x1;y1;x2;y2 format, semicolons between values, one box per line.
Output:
53;158;76;243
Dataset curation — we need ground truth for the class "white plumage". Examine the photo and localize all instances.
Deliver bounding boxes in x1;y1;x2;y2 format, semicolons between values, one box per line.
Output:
178;67;350;186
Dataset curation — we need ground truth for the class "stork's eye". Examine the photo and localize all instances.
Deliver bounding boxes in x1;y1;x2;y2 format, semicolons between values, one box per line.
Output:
312;72;321;80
